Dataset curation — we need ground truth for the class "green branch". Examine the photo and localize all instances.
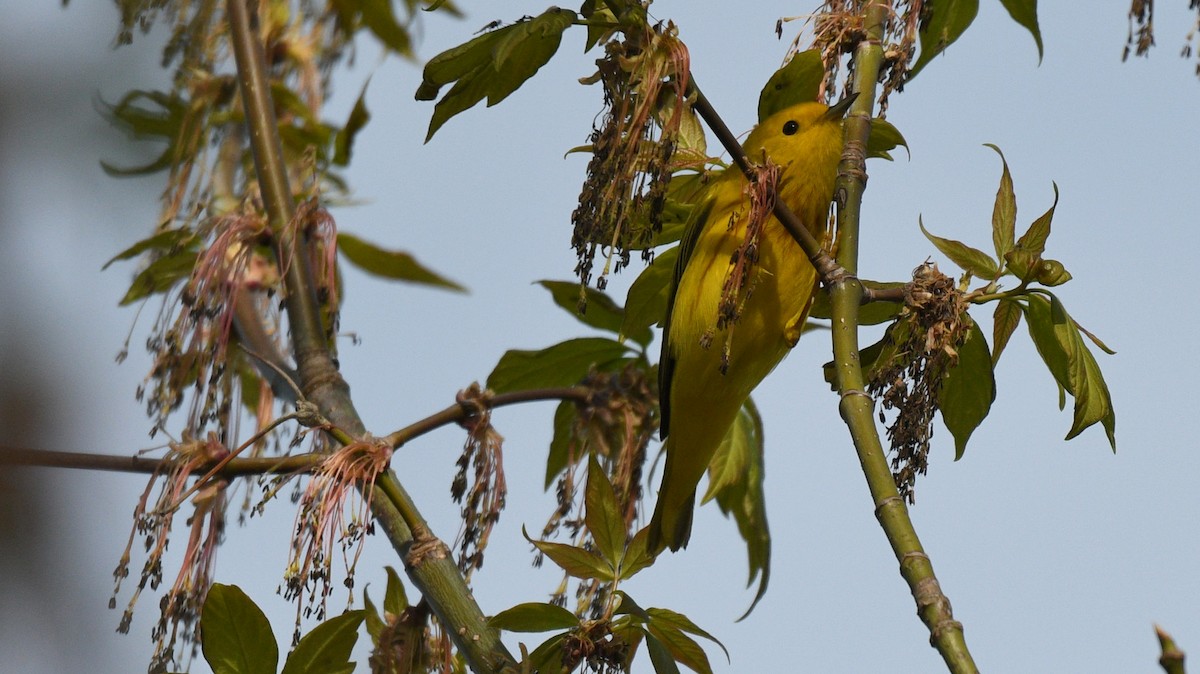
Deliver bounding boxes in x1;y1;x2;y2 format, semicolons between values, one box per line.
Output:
223;1;516;671
828;3;978;672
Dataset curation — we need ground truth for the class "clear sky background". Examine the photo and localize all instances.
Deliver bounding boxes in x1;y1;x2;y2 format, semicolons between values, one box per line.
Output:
2;2;1199;673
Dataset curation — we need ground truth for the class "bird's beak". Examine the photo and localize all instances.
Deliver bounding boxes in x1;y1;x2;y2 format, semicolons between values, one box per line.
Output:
823;92;859;121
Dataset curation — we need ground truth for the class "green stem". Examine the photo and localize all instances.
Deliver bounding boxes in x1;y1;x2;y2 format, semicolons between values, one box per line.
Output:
828;4;978;673
224;2;515;671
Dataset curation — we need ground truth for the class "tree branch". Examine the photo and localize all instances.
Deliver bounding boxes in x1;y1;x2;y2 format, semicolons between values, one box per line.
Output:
827;4;978;673
224;2;516;671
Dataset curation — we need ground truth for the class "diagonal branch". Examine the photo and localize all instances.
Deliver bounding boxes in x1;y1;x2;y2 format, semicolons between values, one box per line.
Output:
224;1;516;671
826;3;978;672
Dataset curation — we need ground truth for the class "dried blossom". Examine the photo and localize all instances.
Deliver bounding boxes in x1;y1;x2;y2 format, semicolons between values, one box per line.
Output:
572;21;696;294
111;434;228;673
867;262;970;502
451;384;507;582
284;438;392;631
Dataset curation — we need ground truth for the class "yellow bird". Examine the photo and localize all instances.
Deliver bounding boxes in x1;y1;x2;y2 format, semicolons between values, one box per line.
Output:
648;98;853;552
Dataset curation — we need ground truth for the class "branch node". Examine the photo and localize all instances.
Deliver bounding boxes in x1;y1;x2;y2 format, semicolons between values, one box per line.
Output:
874;494;906;520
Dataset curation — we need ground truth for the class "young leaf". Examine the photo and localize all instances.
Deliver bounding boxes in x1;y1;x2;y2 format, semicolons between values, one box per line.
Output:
644;632;685;674
702;399;770;620
417;8;577;141
337;232;466;292
537;280;652;346
645;607;728;674
526;633;570;674
984;144;1016;261
486;337;632;393
991;298;1022;365
1048;295;1116;448
617;527;656;580
1016;182;1059;257
1036;258;1072;286
333;79;372;167
1022;294;1116;448
612;590;651;622
998;0;1044;62
120;249;198;305
545;400;576;489
489;602;579;632
757;49;823;122
280;610;365;674
585;455;627;567
909;0;980;79
384;566;409;617
362;588;384;645
1003;247;1041;282
527;535;616;581
920;217;998;279
622;246;677;339
201;584;279;674
939;321;996;459
644;624;712;674
358;0;415;56
103;228;196;270
867;118;910;161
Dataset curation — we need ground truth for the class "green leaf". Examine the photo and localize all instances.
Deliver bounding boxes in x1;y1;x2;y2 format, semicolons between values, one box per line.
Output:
418;8;577;141
617;527;656;580
645;608;728;674
866;118;910;161
622;247;677;339
1022;294;1116;448
545;400;576;489
1003;247;1041;281
337;232;466;292
333;80;372;167
103;228;196;270
644;632;684;674
120;249;198;305
526;633;569;674
359;0;414;56
757;49;823;122
1048;295;1116;447
1016;182;1058;257
702;399;770;620
384;566;408;617
939;321;996;459
984;144;1016;261
487;337;632;394
281;610;365;674
909;0;980;80
201;584;279;674
538;280;651;346
998;0;1044;62
612;590;651;622
585;455;627;567
991;298;1022;365
809;280;904;325
489;602;579;632
647;609;728;659
526;527;615;581
362;594;383;647
920;217;998;278
100;89;188;176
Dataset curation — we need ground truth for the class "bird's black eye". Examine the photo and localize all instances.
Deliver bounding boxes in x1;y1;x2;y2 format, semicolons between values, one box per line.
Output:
782;120;800;135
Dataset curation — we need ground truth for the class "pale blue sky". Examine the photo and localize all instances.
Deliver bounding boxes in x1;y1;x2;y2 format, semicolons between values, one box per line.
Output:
2;2;1198;673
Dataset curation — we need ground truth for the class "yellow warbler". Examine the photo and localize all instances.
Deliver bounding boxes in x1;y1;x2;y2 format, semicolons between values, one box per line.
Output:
648;98;852;552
